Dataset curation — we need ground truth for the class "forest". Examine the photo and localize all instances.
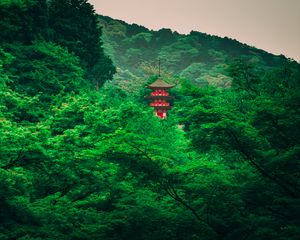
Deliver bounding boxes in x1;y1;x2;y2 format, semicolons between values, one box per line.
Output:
0;0;300;240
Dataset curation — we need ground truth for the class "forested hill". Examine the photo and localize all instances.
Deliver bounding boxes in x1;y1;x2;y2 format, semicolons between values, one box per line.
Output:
1;1;300;240
98;15;297;90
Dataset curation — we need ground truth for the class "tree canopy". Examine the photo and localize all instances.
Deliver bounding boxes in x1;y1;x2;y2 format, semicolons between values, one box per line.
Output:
0;2;300;240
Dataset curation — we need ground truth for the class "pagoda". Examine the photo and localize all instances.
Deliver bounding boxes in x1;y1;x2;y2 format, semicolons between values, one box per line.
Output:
146;79;174;119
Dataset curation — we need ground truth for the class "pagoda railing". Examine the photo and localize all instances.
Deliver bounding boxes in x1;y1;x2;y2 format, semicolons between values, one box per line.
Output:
150;102;170;107
151;90;169;96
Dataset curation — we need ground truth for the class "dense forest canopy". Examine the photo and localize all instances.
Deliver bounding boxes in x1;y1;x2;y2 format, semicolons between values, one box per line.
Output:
0;1;300;240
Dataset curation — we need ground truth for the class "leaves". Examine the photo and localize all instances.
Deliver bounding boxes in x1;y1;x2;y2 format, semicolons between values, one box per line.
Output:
1;2;300;239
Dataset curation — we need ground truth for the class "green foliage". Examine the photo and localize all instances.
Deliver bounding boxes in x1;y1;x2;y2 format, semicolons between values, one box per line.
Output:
0;0;48;43
48;0;116;84
176;60;300;239
0;0;115;86
1;3;300;240
97;15;296;92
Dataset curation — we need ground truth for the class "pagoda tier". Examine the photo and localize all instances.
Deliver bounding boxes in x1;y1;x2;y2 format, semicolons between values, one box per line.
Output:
146;79;174;119
150;89;170;96
150;101;170;107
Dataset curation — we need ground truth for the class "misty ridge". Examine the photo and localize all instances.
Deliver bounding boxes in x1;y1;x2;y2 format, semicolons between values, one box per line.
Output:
97;14;298;90
89;0;300;62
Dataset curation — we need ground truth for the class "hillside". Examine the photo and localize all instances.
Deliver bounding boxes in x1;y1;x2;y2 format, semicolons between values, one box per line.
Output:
98;15;296;90
1;1;300;240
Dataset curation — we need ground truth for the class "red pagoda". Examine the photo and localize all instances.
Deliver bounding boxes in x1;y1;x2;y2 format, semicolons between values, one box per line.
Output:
146;79;174;119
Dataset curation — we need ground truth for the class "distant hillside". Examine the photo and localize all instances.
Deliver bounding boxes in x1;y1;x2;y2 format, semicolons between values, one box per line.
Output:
98;15;297;91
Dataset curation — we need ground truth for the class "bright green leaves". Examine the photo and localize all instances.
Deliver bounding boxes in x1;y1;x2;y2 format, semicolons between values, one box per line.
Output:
0;43;86;123
0;118;33;167
1;1;300;239
5;42;85;96
174;59;300;239
0;0;115;236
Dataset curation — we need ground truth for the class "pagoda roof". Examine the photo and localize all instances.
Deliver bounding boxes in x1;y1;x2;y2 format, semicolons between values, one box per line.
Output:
151;106;172;110
147;79;174;89
145;95;173;100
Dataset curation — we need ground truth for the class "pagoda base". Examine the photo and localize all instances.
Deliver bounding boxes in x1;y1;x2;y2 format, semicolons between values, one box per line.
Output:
155;109;168;119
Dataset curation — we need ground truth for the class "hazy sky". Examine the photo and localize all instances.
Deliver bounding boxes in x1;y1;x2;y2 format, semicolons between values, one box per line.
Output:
89;0;300;61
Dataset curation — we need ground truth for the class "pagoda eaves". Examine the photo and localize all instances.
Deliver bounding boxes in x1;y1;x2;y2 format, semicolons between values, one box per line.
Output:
146;79;174;89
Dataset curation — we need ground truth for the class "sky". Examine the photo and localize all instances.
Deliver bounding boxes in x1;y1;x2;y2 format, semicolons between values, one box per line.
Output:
88;0;300;62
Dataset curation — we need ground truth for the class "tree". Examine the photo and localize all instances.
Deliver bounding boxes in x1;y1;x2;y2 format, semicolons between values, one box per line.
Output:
176;64;300;239
0;0;48;44
48;0;116;85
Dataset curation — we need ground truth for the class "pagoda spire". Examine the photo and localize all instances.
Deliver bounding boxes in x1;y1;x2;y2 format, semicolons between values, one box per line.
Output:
158;59;161;77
